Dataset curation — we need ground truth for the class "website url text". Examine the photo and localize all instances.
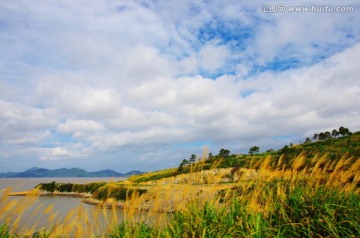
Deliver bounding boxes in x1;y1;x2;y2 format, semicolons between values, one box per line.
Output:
262;5;355;13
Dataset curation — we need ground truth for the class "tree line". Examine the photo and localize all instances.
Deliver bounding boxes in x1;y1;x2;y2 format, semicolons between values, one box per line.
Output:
178;126;352;172
177;146;262;172
305;126;351;143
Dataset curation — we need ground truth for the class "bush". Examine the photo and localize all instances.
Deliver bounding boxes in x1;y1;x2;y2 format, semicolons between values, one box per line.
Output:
37;181;56;192
71;183;85;193
56;183;73;192
92;185;148;201
72;182;107;193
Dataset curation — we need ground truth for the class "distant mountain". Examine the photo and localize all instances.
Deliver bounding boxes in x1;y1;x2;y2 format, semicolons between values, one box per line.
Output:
0;167;143;178
123;170;144;176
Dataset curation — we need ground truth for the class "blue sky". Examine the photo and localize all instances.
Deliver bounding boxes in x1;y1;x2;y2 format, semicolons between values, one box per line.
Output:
0;0;359;173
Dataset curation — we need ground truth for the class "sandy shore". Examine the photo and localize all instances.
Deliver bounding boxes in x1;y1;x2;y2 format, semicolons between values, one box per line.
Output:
82;198;125;208
9;190;92;198
81;197;172;213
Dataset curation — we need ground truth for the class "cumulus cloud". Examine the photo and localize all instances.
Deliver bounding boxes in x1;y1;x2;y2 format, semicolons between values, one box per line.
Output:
0;0;359;172
0;100;56;145
199;42;230;72
39;144;89;161
124;44;176;81
58;119;105;134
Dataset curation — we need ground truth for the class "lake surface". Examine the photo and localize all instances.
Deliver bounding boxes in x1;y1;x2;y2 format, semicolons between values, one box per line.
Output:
0;177;126;192
0;177;164;235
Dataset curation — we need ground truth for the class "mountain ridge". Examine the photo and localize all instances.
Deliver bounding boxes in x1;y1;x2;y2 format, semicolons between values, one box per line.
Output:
0;167;143;178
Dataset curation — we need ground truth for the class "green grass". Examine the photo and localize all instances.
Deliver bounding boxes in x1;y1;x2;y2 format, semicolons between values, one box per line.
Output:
108;221;158;238
106;184;360;238
0;224;10;238
128;168;179;183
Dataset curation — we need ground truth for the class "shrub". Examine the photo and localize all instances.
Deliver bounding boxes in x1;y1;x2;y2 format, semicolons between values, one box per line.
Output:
37;181;56;192
72;182;107;193
56;183;73;192
92;185;148;201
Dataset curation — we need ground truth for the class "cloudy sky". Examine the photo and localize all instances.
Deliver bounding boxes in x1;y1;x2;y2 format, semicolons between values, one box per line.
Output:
0;0;359;173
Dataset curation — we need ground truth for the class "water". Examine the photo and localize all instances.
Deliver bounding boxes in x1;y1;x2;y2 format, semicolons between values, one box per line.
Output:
0;177;126;192
0;177;164;235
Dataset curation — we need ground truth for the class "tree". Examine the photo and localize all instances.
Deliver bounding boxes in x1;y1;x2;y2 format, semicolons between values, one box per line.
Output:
249;146;260;155
313;133;319;141
189;154;196;164
331;129;339;138
304;138;311;143
218;148;230;158
324;131;331;140
339;126;350;137
318;132;326;140
280;145;289;154
178;159;189;172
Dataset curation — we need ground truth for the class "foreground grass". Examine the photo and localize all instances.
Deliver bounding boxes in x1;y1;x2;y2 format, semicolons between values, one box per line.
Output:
166;186;360;237
107;173;360;237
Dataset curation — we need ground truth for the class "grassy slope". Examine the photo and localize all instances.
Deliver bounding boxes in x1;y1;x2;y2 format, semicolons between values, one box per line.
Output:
108;132;360;237
106;132;360;237
128;131;360;183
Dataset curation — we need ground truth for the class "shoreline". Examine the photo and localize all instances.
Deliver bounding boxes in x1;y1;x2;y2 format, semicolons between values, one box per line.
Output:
82;197;172;213
9;190;92;198
8;190;170;213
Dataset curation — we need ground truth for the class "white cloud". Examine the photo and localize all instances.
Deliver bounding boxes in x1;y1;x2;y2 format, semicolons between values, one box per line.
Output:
241;42;360;135
58;120;105;134
4;131;51;146
124;44;176;81
179;56;199;74
0;100;57;145
39;145;88;161
0;0;359;172
199;42;230;72
250;4;360;66
35;74;121;118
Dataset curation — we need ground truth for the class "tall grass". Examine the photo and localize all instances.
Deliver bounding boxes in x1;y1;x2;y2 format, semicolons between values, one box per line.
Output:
1;153;359;237
165;185;360;237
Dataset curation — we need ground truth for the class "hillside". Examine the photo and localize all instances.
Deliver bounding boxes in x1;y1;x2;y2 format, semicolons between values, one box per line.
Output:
128;131;360;183
0;167;143;178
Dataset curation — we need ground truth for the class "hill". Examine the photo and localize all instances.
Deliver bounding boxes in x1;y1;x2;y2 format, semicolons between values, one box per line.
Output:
0;167;143;178
129;130;360;183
